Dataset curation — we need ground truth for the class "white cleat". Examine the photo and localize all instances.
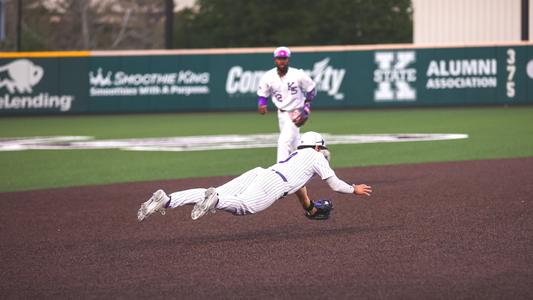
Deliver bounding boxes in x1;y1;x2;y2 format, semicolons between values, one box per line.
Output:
137;189;170;222
191;187;219;220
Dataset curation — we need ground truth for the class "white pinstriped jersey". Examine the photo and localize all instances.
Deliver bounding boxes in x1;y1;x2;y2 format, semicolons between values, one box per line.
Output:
257;67;316;111
270;148;335;194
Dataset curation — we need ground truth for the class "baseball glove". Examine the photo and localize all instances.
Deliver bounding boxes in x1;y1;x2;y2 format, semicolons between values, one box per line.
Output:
306;199;333;220
289;103;310;127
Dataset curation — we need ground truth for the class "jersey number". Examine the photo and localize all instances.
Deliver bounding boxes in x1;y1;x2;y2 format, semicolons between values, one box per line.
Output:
279;151;298;163
273;82;298;101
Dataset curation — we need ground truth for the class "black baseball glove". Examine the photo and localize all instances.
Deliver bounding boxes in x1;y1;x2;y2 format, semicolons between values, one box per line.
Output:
306;199;333;220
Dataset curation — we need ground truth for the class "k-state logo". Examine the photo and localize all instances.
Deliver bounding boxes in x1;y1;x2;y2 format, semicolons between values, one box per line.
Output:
373;51;416;101
0;59;44;93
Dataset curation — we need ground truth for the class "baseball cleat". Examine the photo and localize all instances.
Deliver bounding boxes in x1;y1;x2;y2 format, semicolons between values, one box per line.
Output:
137;189;170;222
191;187;219;220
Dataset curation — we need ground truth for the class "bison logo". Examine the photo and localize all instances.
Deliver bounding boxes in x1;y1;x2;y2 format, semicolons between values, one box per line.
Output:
0;59;44;93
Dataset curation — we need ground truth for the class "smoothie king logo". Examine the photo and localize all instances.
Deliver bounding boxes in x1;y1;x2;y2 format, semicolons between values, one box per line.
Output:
0;59;74;112
373;51;417;101
88;68;210;97
225;57;346;100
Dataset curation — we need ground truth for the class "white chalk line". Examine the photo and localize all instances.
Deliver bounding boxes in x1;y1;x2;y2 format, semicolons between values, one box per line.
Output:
0;133;468;152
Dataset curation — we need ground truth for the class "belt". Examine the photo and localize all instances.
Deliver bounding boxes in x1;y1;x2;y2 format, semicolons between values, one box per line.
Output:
271;169;289;197
279;107;302;112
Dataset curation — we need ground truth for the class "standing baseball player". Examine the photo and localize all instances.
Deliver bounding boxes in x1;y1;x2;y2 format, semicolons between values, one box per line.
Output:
257;46;317;162
137;131;372;222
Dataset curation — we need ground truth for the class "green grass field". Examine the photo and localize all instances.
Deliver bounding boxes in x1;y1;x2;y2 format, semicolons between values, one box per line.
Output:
1;106;532;192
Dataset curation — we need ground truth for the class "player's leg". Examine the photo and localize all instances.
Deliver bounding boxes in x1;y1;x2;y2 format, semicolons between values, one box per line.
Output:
169;187;222;221
139;187;221;221
187;168;265;220
216;167;262;196
159;168;263;220
167;188;206;208
197;167;262;216
191;187;219;220
167;167;262;210
216;169;288;215
277;111;300;162
138;188;208;222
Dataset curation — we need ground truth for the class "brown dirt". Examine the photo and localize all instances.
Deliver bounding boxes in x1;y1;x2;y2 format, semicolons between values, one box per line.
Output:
1;158;532;299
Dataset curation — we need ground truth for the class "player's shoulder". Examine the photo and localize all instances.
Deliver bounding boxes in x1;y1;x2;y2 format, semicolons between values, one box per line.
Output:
260;68;278;81
264;68;278;76
298;148;322;159
288;67;312;79
287;67;306;75
306;148;331;163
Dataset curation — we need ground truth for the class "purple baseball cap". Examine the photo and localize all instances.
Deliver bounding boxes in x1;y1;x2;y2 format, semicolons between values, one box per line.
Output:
273;46;291;58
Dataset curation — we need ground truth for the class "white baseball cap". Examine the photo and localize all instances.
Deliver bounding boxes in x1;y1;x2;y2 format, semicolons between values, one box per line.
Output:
273;46;291;58
298;131;327;149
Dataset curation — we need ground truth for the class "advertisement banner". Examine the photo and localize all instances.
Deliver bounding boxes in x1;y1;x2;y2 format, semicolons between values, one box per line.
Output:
0;58;85;115
1;44;532;115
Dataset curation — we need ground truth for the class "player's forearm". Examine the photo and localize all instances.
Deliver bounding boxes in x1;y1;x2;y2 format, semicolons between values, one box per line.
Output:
295;187;310;208
305;88;316;102
296;187;318;216
257;96;268;106
326;175;355;194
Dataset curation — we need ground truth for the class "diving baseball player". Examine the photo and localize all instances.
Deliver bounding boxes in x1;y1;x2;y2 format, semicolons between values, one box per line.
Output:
257;46;317;162
137;132;372;222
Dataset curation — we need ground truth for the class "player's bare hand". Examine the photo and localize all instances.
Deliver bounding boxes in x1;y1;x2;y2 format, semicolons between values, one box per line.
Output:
258;105;268;115
353;184;372;196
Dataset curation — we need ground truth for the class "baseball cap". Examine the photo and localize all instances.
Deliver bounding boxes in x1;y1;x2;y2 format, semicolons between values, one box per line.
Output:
298;131;327;149
273;46;291;58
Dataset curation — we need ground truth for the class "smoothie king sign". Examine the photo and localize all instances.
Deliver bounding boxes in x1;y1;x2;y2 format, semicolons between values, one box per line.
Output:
88;68;211;97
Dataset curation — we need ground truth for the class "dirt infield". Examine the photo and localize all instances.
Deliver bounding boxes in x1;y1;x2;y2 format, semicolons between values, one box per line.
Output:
1;158;532;299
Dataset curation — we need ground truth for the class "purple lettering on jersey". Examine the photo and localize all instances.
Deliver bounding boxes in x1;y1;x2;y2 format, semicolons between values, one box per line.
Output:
287;82;297;95
279;151;298;163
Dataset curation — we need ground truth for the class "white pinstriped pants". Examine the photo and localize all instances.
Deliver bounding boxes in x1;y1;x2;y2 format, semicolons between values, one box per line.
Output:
168;167;290;215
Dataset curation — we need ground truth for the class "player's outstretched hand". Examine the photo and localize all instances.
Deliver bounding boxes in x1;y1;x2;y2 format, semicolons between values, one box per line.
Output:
353;184;372;196
258;105;268;115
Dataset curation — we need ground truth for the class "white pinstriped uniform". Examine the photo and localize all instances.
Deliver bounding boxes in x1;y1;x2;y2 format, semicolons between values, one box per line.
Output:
257;67;316;161
258;67;315;112
167;148;334;215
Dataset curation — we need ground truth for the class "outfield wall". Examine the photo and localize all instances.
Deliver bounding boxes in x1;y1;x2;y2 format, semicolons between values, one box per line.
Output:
1;42;532;115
